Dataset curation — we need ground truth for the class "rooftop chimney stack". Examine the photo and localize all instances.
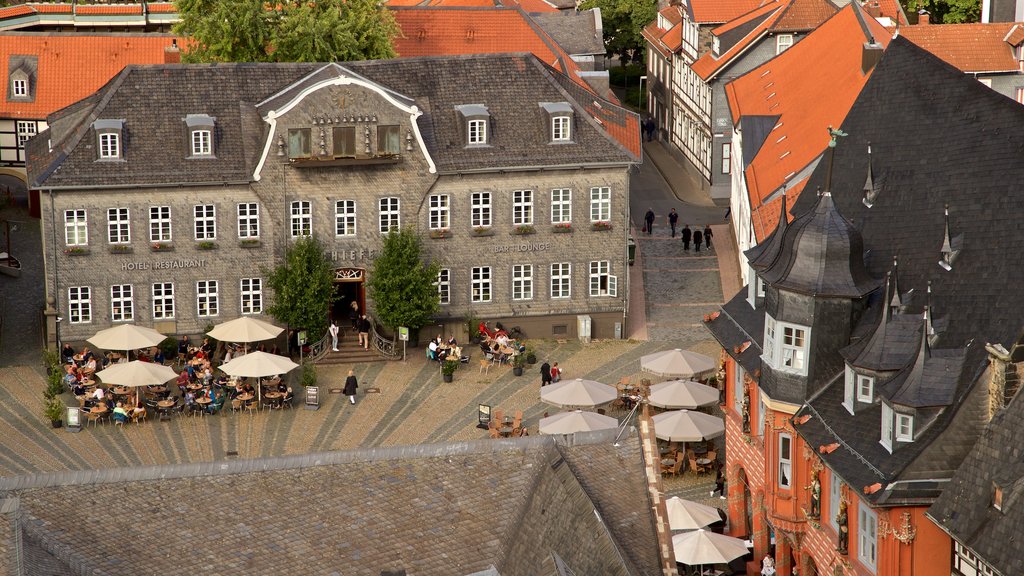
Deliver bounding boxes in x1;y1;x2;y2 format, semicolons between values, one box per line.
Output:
862;37;884;74
164;38;181;64
918;9;930;24
864;1;882;18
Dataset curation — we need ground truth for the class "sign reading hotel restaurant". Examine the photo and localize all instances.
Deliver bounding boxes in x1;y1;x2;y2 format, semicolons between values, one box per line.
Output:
120;259;208;271
493;242;551;253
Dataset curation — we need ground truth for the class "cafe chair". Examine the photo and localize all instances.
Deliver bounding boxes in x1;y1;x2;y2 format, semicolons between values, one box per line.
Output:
478;359;491;375
244;400;258;415
487;421;500;439
131;409;147;424
281;389;295;409
84;411;102;427
513;410;523;430
689;456;702;475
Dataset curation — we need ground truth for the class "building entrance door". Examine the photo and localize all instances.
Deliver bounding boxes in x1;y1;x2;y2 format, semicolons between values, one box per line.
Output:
333;268;365;330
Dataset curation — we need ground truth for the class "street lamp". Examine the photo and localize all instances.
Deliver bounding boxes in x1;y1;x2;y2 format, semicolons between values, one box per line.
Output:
639;75;648;114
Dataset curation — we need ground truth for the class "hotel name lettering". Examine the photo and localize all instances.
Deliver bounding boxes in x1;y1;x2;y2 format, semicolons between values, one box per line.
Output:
493;242;551;254
332;249;379;262
121;259;208;271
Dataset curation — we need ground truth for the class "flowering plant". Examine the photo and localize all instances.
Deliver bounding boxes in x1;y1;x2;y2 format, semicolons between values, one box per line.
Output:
513;225;536;235
591;221;613;231
552;223;573;233
430;228;450;239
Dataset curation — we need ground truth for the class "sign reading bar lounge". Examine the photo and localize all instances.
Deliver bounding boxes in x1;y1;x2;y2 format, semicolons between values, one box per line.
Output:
121;258;208;271
493;242;551;253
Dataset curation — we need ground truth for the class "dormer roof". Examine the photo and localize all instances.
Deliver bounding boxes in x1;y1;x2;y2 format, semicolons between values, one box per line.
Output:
879;310;965;408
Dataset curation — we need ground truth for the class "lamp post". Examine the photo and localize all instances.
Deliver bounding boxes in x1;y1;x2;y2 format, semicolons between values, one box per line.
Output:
639;75;648;115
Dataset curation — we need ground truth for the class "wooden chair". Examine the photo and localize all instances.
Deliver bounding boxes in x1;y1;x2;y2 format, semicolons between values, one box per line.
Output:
488;421;500;439
479;359;491;375
512;410;523;430
688;456;701;475
130;408;147;424
493;409;505;427
669;458;684;477
230;398;243;413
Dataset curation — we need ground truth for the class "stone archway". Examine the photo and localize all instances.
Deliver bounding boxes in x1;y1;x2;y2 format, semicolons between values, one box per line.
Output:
333;267;365;329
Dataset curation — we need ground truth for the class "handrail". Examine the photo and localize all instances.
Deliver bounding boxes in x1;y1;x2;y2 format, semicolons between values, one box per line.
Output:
370;319;400;360
307;330;332;363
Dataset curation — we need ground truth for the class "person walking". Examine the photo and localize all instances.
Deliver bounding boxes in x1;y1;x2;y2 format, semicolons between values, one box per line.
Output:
644;208;655;235
343;369;358;405
711;467;726;499
550;362;562;382
693;227;703;252
704;224;714;250
668;208;679;238
329;320;340;352
349;300;360;330
540;361;552;386
357;315;371;350
681;224;692;251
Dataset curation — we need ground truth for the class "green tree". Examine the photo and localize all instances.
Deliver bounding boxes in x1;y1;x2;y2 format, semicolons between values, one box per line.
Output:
266;236;336;339
367;228;440;331
901;0;980;22
173;0;399;63
580;0;656;65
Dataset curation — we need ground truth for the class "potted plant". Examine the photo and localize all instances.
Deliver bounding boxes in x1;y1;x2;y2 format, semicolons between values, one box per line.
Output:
512;353;526;376
64;246;89;255
240;238;261;248
591;221;613;231
109;244;133;254
300;360;317;387
552;223;572;233
197;241;217;250
525;347;537;365
429;228;450;239
442;360;458;383
513;225;536;235
44;396;64;428
471;226;494;237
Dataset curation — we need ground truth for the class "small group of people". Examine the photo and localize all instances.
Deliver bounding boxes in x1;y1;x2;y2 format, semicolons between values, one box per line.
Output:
428;334;460;362
539;361;562;386
327;313;372;354
642;208;714;251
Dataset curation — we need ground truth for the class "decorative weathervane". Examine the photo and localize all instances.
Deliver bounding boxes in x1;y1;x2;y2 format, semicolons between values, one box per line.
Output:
828;126;848;147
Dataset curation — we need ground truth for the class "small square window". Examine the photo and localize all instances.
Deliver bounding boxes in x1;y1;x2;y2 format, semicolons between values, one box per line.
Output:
288;128;311;159
12;78;27;97
378;125;400;155
468;119;487;145
191;129;212;156
856;375;874;403
993;483;1004;511
776;34;794;54
896;413;914;442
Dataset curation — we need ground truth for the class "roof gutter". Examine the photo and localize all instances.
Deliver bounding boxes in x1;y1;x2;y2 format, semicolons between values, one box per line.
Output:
32;180;253;192
439;161;636;175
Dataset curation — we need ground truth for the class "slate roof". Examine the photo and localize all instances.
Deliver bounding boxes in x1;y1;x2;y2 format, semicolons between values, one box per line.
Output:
27;54;639;189
704;289;765;379
897;22;1024;73
529;9;606;56
0;434;661;575
928;387;1024;576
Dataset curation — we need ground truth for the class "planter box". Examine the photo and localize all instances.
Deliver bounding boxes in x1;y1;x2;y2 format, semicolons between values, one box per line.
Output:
429;230;451;240
196;242;218;251
552;225;573;234
471;228;495;237
64;247;90;256
591;223;614;232
108;245;133;254
239;240;262;249
150;244;174;253
512;227;536;236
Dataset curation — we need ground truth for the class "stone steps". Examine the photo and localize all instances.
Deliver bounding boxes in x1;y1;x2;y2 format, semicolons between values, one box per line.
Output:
315;341;388;365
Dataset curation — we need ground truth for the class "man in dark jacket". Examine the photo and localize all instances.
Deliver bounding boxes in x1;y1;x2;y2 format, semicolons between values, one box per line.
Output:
540;362;552;386
704;224;714;250
681;225;692;251
668;208;679;237
644;208;655;235
693;228;704;252
343;369;358;405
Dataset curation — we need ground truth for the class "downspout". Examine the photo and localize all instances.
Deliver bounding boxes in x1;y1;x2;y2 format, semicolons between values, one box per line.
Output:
48;189;60;347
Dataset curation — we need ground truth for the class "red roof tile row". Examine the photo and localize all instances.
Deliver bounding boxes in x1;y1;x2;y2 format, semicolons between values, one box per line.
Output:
897;23;1022;73
690;0;766;24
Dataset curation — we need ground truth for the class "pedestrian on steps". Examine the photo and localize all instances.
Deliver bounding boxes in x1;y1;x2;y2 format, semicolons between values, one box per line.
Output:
668;208;679;237
681;225;692;251
693;227;703;252
704;224;714;250
644;208;655;235
329;321;340;352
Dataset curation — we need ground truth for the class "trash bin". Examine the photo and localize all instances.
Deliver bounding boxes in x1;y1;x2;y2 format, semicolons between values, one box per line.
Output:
628;236;636;266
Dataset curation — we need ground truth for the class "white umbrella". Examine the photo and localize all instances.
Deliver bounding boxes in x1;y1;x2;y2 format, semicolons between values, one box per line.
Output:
88;324;166;354
651;410;725;442
219;351;299;403
540;378;617;409
539;410;618;435
207;317;283;344
641;348;716;379
648;380;719;409
95;360;178;407
672;529;748;568
665;497;722;531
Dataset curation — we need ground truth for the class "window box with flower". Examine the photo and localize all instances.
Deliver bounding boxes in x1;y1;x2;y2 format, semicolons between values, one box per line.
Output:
552;223;573;234
512;225;536;236
430;228;451;239
196;241;218;250
64;246;89;256
591;221;613;231
150;242;174;252
239;239;262;248
471;227;494;237
108;244;133;254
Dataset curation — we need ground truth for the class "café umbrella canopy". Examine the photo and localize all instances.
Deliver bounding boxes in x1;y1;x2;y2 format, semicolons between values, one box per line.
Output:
538;410;618;435
640;348;716;379
671;529;748;568
651;409;725;442
540;378;617;409
648;379;719;409
95;360;178;407
219;351;299;403
88;324;166;355
665;497;721;531
207;317;284;345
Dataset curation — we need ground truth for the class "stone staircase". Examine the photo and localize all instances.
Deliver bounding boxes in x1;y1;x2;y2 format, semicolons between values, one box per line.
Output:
315;331;389;365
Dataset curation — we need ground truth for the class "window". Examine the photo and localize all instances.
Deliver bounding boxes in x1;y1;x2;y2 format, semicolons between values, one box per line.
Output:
896;413;914;442
12;78;26;97
993;483;1004;511
757;390;767;437
778;433;792;489
240;278;262;314
858;503;878;570
335;200;356;237
196;280;218;317
471;192;491;227
152;282;175;319
551;262;571;298
377;125;400;155
843;364;856;414
194;204;216;240
110;284;133;322
589;260;617;297
552;115;571;141
472;266;492;302
16;121;36;149
99;132;120;159
829;473;842;531
776;34;794;54
437;269;450;305
149;206;171;242
468;119;487;145
551;188;572;223
541;102;573;142
332;126;356;157
288;128;311;158
237;203;259;238
64;209;88;246
68;287;91;324
857;374;874;403
191;129;212;156
513;264;533;300
590;187;611;222
979;78;993;88
107;208;130;244
290;201;311;238
881;402;893;452
781;324;808;373
378;197;400;233
763;316;777;365
513;190;533;225
429;194;450;230
722;143;732;174
733;365;745;416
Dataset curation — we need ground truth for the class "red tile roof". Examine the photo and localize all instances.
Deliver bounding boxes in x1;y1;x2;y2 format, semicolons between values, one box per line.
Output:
690;0;766;24
896;23;1021;73
1005;23;1024;46
0;35;177;119
771;0;837;31
0;5;35;18
725;5;890;242
75;5;143;15
642;5;686;58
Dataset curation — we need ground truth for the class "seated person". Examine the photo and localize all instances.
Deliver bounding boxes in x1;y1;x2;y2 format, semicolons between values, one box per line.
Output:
178;335;190;357
63;366;78;388
201;337;215;357
92;387;106;403
495;333;510;348
82;356;97;374
447;335;458;347
176;370;190;391
72;381;87;397
202;366;213;386
184;390;196;406
113;402;129;418
61;343;75;365
80;347;95;364
223;349;233;364
277;381;288;394
427;339;439;361
242;382;255;396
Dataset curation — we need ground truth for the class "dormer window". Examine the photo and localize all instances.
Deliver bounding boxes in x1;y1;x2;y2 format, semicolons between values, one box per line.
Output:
762;314;810;376
857;374;874;402
776;34;794;54
93;119;125;161
895;413;913;442
712;35;721;56
7;56;37;102
993;483;1004;511
552;116;571;141
185;114;216;158
12;77;26;97
541;102;574;144
881;401;914;453
456;104;490;147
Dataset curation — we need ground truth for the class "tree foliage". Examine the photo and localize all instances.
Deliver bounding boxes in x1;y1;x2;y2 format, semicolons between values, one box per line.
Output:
266;236;336;339
367;228;440;331
902;0;979;23
579;0;656;65
173;0;400;63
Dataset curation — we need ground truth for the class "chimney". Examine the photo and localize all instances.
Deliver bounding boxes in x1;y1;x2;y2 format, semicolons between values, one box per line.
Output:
164;38;181;64
862;37;884;74
918;9;930;24
984;343;1021;421
864;1;881;17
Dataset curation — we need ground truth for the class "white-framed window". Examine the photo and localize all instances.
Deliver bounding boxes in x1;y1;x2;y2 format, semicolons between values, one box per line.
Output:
238;203;259;238
512;264;533;300
437;269;450;305
896;413;914;442
191;129;212;156
152;282;175;319
778;433;792;489
107;207;130;244
240;278;262;314
551;262;571;298
552;115;571;141
858;503;878;570
776;34;794;54
468;119;487;145
857;374;874;403
378;197;400;233
829;473;842;530
99;132;120;159
733;365;745;415
378;125;400;155
590;186;611;222
12;78;27;97
881;402;894;452
843;364;856;415
196;280;219;317
722;143;732;174
16;120;36;149
551;188;572;223
68;286;91;324
763;316;777;365
429;194;450;230
290;201;311;238
471;192;491;228
149;206;171;242
64;209;88;246
194;204;216;240
288;128;311;158
782;325;807;372
110;284;133;322
979;78;993;88
472;266;492;303
335;200;356;237
513;190;533;226
589;260;617;297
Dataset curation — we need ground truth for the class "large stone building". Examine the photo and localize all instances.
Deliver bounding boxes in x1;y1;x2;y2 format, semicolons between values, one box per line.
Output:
27;54;640;343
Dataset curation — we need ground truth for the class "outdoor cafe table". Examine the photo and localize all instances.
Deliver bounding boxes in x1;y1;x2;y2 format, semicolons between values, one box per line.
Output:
265;391;283;408
111;386;131;396
157;399;175;421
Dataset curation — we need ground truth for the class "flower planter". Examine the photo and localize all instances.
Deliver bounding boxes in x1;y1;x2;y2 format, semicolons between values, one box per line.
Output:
150;244;174;253
429;230;451;240
552;225;573;234
108;245;133;254
512;226;536;236
512;366;524;377
471;228;495;237
442;373;454;383
239;240;262;249
591;222;613;232
64;247;90;256
196;242;218;251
